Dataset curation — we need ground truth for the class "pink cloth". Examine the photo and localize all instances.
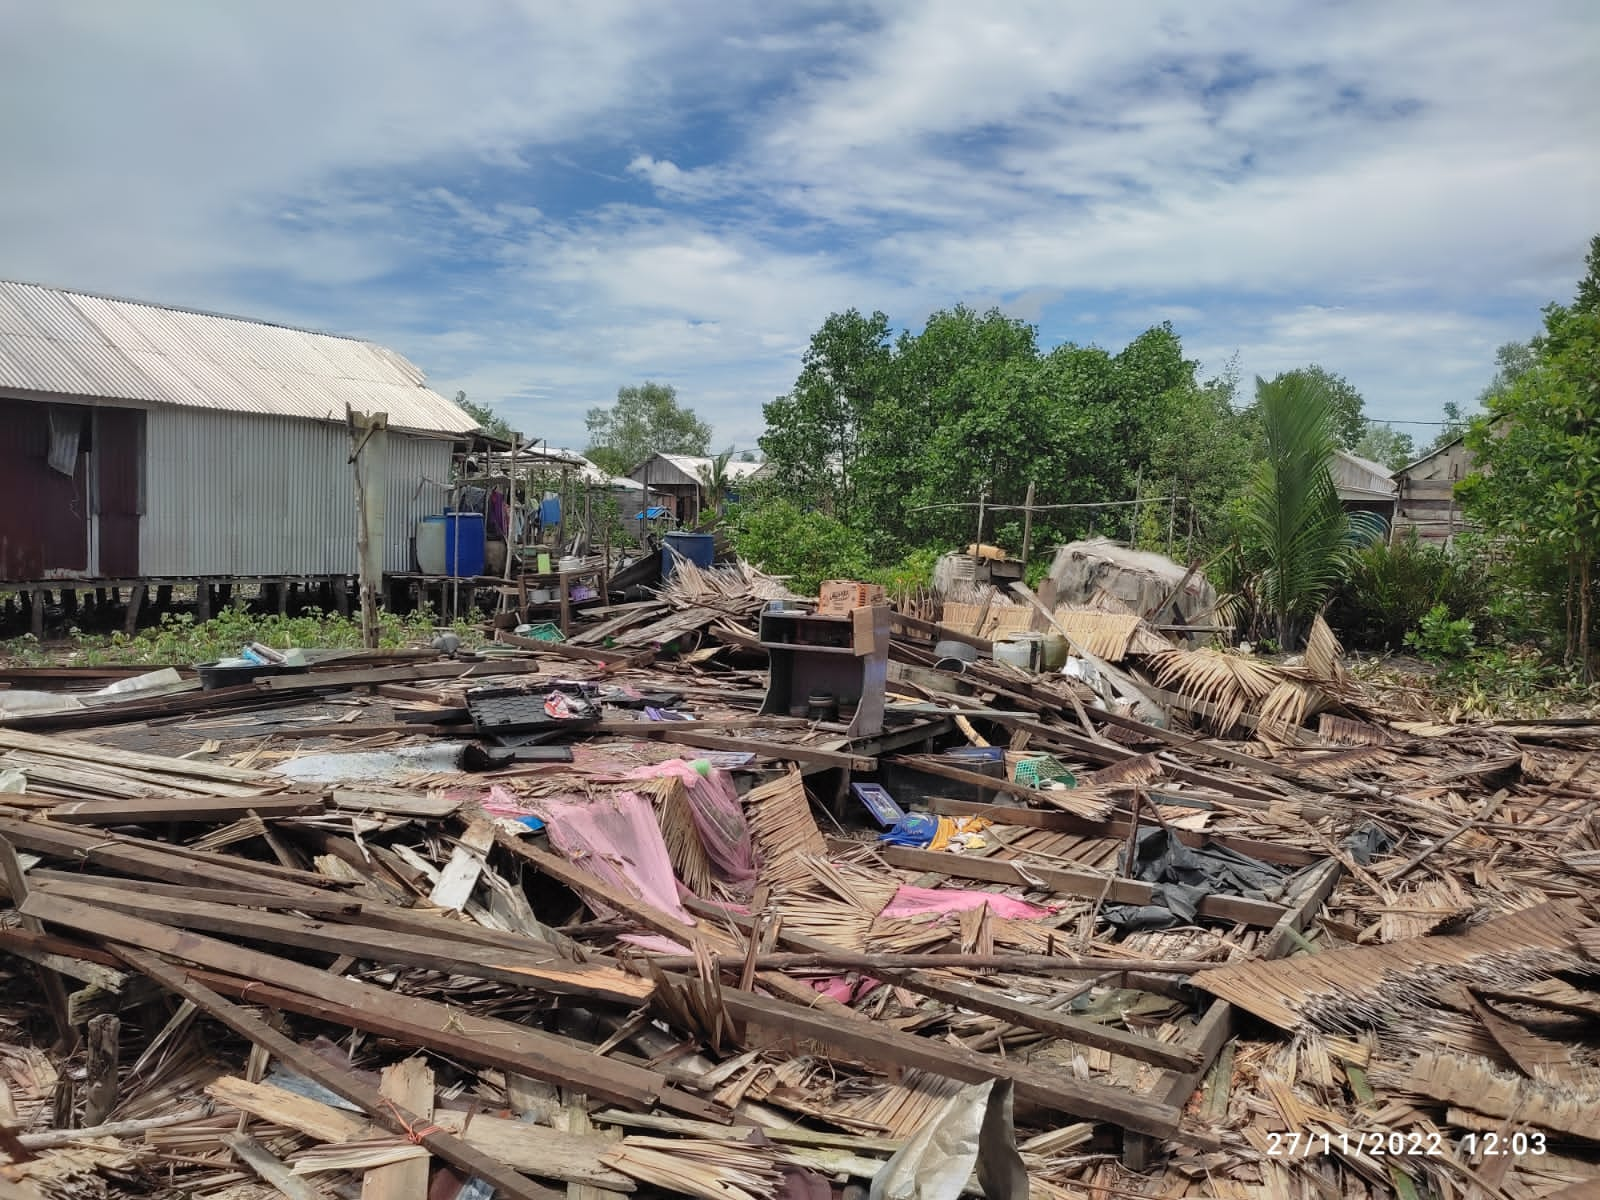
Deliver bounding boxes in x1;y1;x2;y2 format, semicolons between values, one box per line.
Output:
625;759;759;887
811;975;882;1003
879;886;1054;921
541;791;695;924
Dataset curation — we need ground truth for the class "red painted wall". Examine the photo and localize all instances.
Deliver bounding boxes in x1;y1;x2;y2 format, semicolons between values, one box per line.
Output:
0;398;91;581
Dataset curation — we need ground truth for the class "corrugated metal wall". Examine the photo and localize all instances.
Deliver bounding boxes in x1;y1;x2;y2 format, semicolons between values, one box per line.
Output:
141;408;453;576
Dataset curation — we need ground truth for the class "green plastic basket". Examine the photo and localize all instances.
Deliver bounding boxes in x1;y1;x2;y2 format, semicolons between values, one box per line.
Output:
521;621;566;643
1014;755;1076;789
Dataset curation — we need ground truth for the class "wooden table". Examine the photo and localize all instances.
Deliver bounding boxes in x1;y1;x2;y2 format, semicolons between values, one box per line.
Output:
509;564;609;635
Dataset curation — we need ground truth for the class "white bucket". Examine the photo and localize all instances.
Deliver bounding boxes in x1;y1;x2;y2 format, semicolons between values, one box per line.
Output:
993;633;1043;672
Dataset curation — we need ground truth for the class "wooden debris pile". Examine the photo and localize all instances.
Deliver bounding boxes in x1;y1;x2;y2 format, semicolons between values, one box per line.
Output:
0;601;1596;1199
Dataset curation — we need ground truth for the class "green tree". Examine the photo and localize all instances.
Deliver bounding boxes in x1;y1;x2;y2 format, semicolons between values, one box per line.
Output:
454;391;513;441
1458;236;1600;674
584;382;712;475
1352;423;1416;471
726;498;870;595
1240;372;1351;647
760;309;893;516
696;448;736;516
1129;344;1255;554
856;306;1041;554
1257;365;1366;449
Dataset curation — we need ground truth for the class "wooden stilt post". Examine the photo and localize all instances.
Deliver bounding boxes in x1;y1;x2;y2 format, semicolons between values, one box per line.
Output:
1020;479;1036;565
123;584;145;636
30;589;44;639
347;409;389;649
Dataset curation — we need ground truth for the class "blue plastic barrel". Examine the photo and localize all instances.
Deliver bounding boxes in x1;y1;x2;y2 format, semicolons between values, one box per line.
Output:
661;531;714;578
443;512;486;577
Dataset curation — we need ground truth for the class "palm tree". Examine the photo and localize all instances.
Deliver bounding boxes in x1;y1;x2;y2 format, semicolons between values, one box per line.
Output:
697;449;735;518
1243;373;1350;648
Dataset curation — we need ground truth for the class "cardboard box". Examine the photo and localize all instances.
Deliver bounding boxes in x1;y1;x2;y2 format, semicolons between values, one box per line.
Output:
818;580;860;615
818;580;886;615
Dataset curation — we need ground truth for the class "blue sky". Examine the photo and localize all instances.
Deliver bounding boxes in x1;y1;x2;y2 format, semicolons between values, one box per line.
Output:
1;1;1595;455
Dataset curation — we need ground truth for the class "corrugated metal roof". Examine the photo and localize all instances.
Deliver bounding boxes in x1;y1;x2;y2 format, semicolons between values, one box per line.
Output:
0;280;476;436
639;453;766;484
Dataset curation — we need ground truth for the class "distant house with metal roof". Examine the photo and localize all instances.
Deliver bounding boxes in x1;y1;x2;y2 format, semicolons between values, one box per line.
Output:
0;280;477;604
628;453;763;524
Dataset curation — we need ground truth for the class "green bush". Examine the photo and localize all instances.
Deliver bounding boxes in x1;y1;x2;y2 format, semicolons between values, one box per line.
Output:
1327;533;1488;651
1405;604;1475;660
726;498;870;596
867;546;944;599
1;606;476;667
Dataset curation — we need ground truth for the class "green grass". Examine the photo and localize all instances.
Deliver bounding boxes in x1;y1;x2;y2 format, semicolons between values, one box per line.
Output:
1;607;480;667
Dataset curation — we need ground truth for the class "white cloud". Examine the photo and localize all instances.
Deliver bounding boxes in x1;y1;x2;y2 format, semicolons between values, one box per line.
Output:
0;0;1594;453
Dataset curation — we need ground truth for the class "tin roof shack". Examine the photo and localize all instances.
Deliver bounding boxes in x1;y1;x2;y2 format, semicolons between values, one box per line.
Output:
1393;436;1476;547
0;281;476;588
628;454;763;526
1331;449;1399;541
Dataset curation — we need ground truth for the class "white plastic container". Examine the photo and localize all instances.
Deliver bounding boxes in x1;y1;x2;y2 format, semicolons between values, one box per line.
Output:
416;516;448;575
993;633;1043;672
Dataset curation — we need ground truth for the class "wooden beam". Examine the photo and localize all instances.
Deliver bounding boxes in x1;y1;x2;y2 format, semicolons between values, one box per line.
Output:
30;879;651;1004
981;716;1289;809
674;897;1205;1072
362;1058;433;1200
715;984;1182;1137
28;894;667;1109
614;726;875;771
119;947;560;1200
494;630;649;667
495;832;870;1020
47;794;326;825
0;835;76;1051
925;797;1320;867
0;817;336;899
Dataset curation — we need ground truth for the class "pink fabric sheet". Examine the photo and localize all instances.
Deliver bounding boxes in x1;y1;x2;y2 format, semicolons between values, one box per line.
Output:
879;885;1055;921
541;790;695;925
625;759;759;888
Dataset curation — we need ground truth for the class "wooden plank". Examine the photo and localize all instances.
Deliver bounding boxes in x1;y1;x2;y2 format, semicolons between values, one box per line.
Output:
260;659;543;690
879;845;1289;928
675;897;1203;1070
31;878;651;1003
223;1132;326;1200
840;971;1201;1072
621;726;875;771
926;797;1319;867
0;835;76;1050
48;793;326;824
29;894;668;1109
0;817;336;898
0;727;273;784
331;789;462;819
209;1077;636;1191
118;948;560;1200
494;630;648;667
888;754;1107;818
889;611;995;654
362;1058;433;1200
982;716;1290;809
714;984;1182;1137
428;818;496;911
